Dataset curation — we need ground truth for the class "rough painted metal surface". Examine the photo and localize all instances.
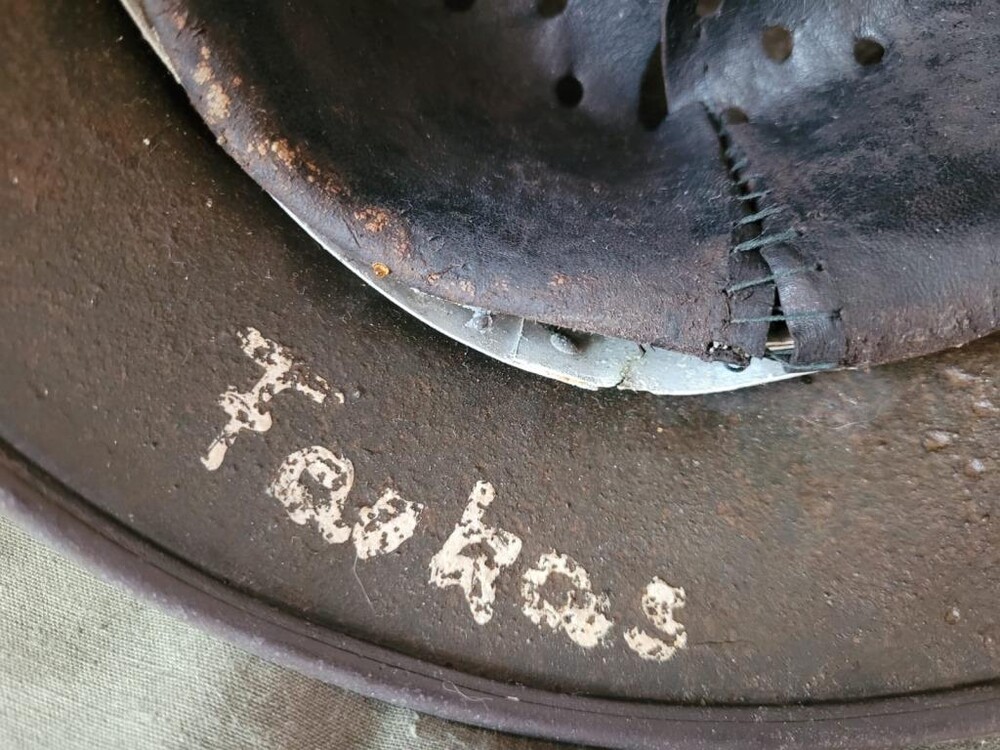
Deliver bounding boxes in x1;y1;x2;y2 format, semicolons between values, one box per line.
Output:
2;1;1000;746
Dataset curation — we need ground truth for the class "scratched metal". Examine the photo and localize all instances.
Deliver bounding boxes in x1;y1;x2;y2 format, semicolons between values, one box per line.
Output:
2;0;999;729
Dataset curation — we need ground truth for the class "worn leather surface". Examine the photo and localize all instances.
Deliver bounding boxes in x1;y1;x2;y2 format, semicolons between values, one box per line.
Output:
137;0;999;367
668;0;1000;367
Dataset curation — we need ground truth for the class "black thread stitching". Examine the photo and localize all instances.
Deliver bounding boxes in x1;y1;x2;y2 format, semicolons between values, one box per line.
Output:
735;205;785;226
730;311;834;325
712;112;840;361
732;228;798;254
725;267;808;294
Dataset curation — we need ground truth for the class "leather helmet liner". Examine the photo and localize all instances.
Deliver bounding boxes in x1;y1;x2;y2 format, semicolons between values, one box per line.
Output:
134;0;999;369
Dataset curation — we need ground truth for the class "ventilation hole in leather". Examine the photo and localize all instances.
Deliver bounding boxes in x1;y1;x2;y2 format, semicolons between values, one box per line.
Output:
762;26;793;63
555;74;584;107
722;106;749;124
444;0;475;11
853;38;885;66
696;0;723;18
638;43;668;130
537;0;567;19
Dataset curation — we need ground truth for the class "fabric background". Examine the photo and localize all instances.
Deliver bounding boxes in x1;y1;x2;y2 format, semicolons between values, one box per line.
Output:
0;513;994;750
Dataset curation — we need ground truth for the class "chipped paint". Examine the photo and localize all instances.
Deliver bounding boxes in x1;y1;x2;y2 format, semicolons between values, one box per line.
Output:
353;489;424;559
270;138;296;168
521;552;613;648
268;448;423;556
193;47;211;81
194;63;211;85
429;481;523;625
202;328;336;470
204;82;231;123
191;46;230;123
268;446;355;543
355;207;390;233
624;578;688;662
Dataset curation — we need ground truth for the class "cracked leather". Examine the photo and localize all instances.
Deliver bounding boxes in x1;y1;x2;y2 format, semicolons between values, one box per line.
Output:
136;0;998;367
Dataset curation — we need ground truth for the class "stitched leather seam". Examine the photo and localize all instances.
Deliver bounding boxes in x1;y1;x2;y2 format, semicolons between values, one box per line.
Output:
711;111;843;368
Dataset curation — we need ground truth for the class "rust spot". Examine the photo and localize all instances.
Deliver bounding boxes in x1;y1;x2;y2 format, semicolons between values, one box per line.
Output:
354;207;390;233
231;76;243;87
269;139;296;168
204;82;231;123
372;262;391;278
550;273;571;286
302;160;322;187
393;234;412;258
171;11;188;31
194;61;212;85
321;176;346;198
189;46;229;123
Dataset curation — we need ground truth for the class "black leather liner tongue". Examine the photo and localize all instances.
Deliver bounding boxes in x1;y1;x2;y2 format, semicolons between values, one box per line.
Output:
139;0;998;368
666;0;1000;366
